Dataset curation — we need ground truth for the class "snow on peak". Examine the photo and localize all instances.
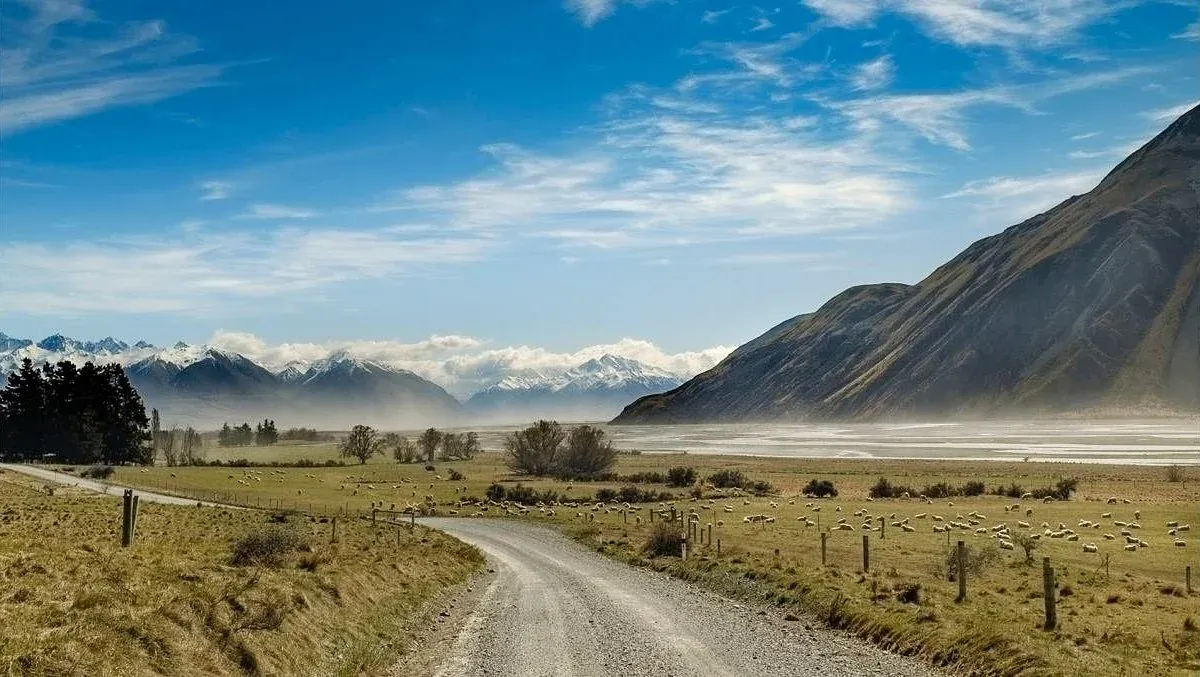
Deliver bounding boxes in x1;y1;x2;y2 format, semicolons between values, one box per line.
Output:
480;354;682;394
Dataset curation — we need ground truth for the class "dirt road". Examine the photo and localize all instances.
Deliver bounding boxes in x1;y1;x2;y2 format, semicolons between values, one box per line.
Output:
0;463;221;506
423;518;940;677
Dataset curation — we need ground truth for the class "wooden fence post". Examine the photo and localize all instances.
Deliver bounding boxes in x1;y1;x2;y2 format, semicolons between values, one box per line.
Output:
862;534;870;572
649;509;654;523
1186;566;1192;594
1042;557;1057;630
879;516;885;539
331;516;338;544
120;490;133;547
131;494;139;546
956;541;967;603
717;538;721;557
707;523;712;547
821;531;828;566
681;535;688;561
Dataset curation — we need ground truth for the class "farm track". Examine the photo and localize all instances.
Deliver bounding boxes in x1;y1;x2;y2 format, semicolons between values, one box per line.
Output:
420;517;942;677
0;463;228;506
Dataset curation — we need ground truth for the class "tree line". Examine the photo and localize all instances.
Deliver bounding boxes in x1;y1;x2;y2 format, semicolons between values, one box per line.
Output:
150;408;203;467
338;426;482;464
0;358;149;464
218;420;279;447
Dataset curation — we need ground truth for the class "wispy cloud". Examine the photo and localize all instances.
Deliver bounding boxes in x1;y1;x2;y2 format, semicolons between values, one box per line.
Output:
1173;19;1200;41
850;54;895;91
717;252;827;265
701;9;730;24
750;17;775;32
802;0;1144;50
235;203;319;220
1143;99;1199;123
942;168;1104;223
564;0;656;27
0;226;491;315
0;0;224;136
1069;131;1100;141
198;180;233;201
207;330;732;396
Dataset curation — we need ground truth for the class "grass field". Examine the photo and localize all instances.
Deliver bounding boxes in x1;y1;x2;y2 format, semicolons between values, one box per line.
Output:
0;470;483;676
104;450;1200;676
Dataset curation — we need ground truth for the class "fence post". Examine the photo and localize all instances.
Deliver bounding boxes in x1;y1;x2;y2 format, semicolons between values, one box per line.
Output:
1042;557;1057;630
681;534;688;561
1187;566;1192;594
707;523;712;547
650;509;654;523
331;516;338;544
411;510;416;528
879;516;885;539
372;509;377;525
130;494;139;546
956;541;967;603
821;531;827;566
862;534;870;572
120;490;133;547
717;538;721;557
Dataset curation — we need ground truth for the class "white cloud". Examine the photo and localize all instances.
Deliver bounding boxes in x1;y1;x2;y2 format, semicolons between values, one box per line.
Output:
802;0;1142;49
942;168;1104;223
1143;100;1199;123
1173;19;1200;41
0;1;223;135
701;9;729;24
198;180;232;201
235;203;318;220
206;330;732;397
0;226;491;315
850;54;895;91
1069;131;1099;141
564;0;656;26
751;18;774;32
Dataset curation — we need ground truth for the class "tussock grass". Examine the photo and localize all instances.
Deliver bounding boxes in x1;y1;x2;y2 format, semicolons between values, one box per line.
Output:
0;474;482;676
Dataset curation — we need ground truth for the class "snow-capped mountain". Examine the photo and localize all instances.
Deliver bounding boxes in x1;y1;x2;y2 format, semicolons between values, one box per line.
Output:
1;334;692;426
466;354;685;422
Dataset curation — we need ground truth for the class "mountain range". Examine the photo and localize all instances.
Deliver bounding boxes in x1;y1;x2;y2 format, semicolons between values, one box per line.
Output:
615;104;1200;423
0;335;686;427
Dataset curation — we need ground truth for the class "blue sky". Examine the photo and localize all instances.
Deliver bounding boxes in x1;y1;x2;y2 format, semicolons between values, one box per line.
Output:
1;0;1197;368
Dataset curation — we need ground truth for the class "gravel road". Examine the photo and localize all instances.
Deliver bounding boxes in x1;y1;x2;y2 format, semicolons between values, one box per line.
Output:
423;518;941;677
0;463;221;506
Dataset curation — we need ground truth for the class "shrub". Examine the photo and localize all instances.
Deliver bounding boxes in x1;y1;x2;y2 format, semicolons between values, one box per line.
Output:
505;420;565;476
485;483;505;502
896;583;921;605
666;466;697;487
448;469;465;481
616;485;673;503
595;488;617;502
708;469;747;489
940;543;1000;581
79;464;115;480
642;521;683;557
803;479;838;498
747;480;775;495
1013;533;1040;562
623;471;666;484
961;481;986;497
1166;465;1185;483
230;527;307;567
993;482;1025;498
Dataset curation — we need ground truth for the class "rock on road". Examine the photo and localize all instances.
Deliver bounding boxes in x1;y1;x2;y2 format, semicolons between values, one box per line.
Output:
423;518;941;677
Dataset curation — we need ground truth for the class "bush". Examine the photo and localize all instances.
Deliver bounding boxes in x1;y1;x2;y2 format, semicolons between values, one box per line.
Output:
1166;465;1185;483
595;488;617;502
803;479;838;498
708;469;747;489
230;527;307;567
485;483;505;502
666;466;697;487
448;469;465;481
940;543;1000;581
1013;533;1040;562
555;425;618;480
79;464;115;480
623;471;666;484
616;485;674;503
992;482;1025;498
642;521;684;558
961;481;986;497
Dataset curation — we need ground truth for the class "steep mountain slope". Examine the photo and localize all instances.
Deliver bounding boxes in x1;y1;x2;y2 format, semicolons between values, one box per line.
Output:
615;105;1200;423
294;352;463;425
468;354;683;422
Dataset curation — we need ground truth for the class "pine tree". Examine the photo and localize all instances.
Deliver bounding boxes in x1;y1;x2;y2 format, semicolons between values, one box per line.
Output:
0;359;48;460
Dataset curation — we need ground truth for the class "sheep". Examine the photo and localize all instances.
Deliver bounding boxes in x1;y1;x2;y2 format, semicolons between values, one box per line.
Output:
1178;524;1191;532
1018;521;1031;528
1104;533;1115;540
1123;543;1138;551
1174;539;1187;547
1101;512;1112;519
901;524;915;533
1107;497;1118;504
1082;543;1098;553
1025;508;1033;517
998;540;1014;550
1021;492;1033;499
1066;534;1080;542
932;515;944;521
915;512;927;519
1133;510;1141;520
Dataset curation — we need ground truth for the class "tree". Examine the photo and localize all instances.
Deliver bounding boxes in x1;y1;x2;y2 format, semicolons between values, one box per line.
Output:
340;424;383;464
0;359;148;464
255;419;278;446
388;434;419;463
439;432;480;461
180;427;203;465
162;428;180;467
556;425;617;479
151;408;161;459
418;428;443;464
218;423;232;447
504;420;564;476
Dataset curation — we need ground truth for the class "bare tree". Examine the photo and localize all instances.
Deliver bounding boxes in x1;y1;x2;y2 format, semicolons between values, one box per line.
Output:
162;427;180;467
504;420;564;476
180;427;203;465
340;424;383;464
557;425;617;479
440;432;481;460
419;428;442;464
389;434;419;463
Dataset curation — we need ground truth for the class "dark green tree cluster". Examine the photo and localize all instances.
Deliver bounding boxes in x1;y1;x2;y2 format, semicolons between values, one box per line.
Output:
0;358;150;464
255;419;279;446
218;420;278;447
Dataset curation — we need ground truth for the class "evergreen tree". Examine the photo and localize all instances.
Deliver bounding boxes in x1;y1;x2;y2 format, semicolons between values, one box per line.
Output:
219;423;232;446
0;359;48;460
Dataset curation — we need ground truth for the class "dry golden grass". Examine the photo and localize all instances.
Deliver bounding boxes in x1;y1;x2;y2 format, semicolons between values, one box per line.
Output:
108;452;1200;676
0;471;482;676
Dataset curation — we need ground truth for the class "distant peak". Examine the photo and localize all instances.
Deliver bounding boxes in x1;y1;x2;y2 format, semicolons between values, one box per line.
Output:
173;341;190;349
36;334;75;351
